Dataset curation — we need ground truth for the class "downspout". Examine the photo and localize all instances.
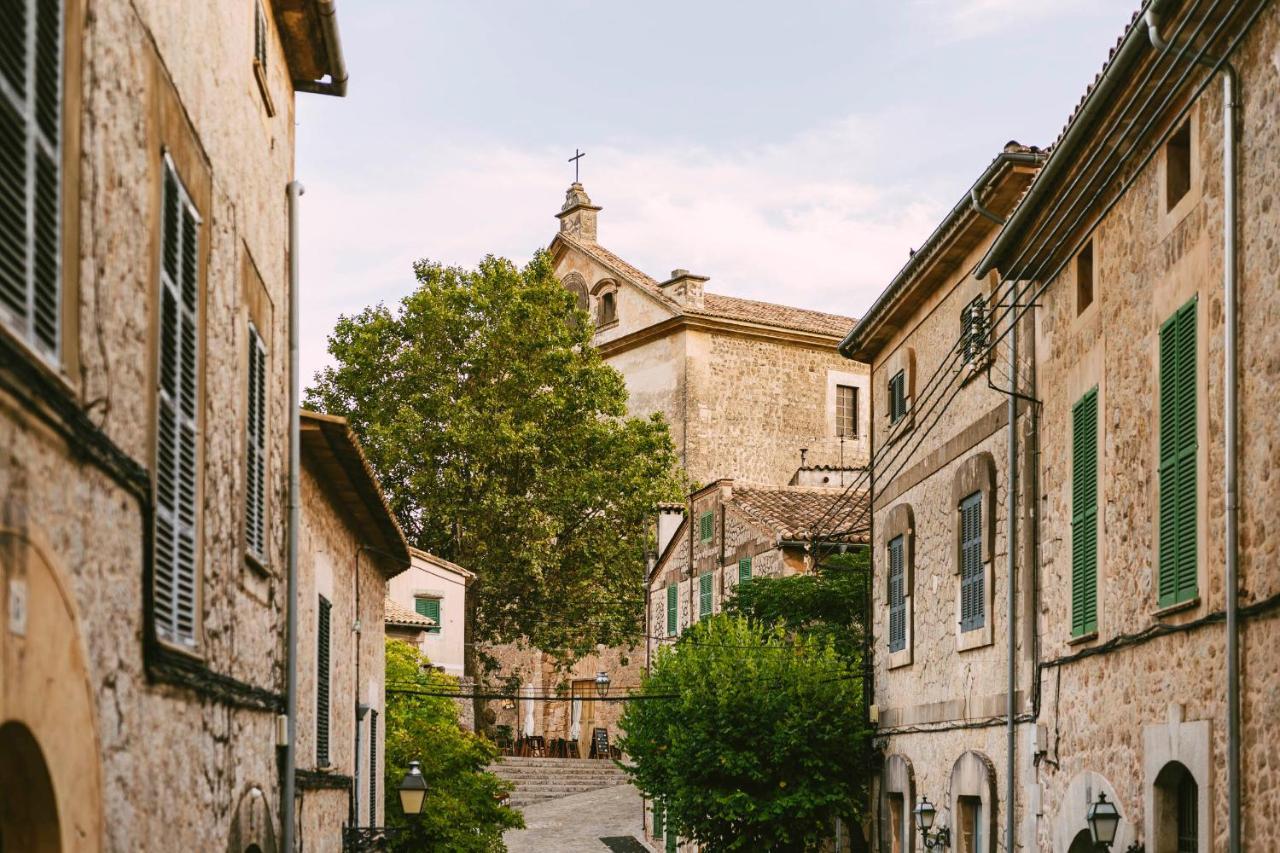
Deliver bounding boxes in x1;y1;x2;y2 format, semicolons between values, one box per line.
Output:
294;0;349;97
1145;11;1240;849
283;180;304;853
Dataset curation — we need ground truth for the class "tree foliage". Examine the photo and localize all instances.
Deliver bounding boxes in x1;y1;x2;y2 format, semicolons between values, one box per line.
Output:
617;617;875;852
382;639;523;851
306;253;683;659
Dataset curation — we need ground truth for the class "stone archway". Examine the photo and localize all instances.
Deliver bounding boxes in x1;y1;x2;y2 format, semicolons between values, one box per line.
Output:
0;528;104;852
1051;771;1137;853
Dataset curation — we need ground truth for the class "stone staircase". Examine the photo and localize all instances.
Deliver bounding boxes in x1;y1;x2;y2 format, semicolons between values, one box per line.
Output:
488;756;631;808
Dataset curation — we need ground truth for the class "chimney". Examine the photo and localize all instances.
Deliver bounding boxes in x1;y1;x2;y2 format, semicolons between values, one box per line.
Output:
556;182;602;243
659;268;708;309
656;504;684;558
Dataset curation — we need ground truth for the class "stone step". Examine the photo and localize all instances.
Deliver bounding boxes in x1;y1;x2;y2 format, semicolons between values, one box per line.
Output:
489;756;631;808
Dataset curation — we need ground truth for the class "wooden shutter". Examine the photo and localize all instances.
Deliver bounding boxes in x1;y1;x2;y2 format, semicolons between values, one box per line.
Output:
416;597;442;634
368;709;378;822
888;535;905;652
0;0;62;359
699;573;712;619
317;595;331;766
653;801;664;839
959;493;983;631
244;323;267;560
153;158;201;649
738;557;752;584
1072;388;1099;635
1159;300;1197;607
666;584;677;636
888;371;906;423
699;511;713;543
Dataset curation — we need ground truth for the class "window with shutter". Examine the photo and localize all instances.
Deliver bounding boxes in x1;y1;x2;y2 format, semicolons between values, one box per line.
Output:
653;801;664;839
415;597;442;634
317;595;331;766
961;295;989;365
153;156;201;649
888;535;906;652
699;511;714;543
1072;388;1099;636
888;371;907;424
699;573;712;620
666;584;677;636
244;323;267;562
369;709;378;823
0;0;63;362
738;557;752;584
1158;299;1197;607
959;492;984;631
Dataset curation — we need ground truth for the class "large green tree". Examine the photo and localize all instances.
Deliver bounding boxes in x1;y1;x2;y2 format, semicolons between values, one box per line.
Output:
382;639;523;851
307;253;682;660
617;617;875;852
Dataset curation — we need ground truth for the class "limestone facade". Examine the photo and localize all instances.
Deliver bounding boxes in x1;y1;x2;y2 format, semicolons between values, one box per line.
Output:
0;2;344;850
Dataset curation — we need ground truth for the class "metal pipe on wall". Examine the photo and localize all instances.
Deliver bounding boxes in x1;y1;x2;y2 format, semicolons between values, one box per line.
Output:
1006;300;1018;853
282;179;304;853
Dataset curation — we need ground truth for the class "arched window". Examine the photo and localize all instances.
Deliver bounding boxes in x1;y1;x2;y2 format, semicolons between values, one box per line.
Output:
1154;762;1198;853
599;291;617;325
562;272;589;313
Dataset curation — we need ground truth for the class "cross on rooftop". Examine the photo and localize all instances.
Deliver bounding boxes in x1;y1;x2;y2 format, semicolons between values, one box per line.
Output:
568;148;586;183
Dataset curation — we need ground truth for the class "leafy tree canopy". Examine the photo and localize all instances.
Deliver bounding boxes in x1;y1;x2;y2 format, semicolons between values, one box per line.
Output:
618;617;875;852
307;253;683;660
382;639;523;851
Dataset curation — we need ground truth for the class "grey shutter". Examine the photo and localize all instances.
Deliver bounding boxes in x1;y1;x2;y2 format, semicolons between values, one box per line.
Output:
888;535;905;652
245;324;267;560
666;584;677;636
369;709;378;822
317;595;331;765
0;0;63;358
960;493;983;631
699;573;712;619
154;158;200;649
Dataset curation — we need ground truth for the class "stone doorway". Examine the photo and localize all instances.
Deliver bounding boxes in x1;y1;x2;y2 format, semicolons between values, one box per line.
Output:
0;721;61;853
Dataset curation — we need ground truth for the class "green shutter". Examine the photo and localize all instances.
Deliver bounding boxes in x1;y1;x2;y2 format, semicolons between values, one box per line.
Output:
699;573;712;619
738;557;752;584
653;802;664;839
959;493;983;631
416;597;442;634
1072;388;1099;636
1158;299;1198;607
699;511;714;543
666;584;677;636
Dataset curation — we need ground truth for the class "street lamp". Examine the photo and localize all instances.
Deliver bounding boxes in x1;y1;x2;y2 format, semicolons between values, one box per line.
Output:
595;671;611;698
914;796;950;850
398;760;428;817
1086;792;1121;848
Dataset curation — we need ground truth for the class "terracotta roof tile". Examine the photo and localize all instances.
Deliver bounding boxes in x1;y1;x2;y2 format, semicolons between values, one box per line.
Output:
729;485;869;543
385;597;436;628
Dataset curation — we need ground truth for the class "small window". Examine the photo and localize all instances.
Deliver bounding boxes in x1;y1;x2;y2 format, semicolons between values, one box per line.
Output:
317;595;331;766
1166;118;1191;212
698;573;712;619
887;535;906;652
961;294;989;365
245;323;268;562
1076;241;1094;315
666;585;678;636
738;557;752;584
415;596;442;634
699;511;714;543
836;384;858;438
598;290;617;325
959;492;984;632
888;371;907;424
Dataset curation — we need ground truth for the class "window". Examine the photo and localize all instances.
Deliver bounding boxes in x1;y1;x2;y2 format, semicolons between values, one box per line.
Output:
253;1;267;70
245;323;267;563
738;557;752;584
888;371;907;424
1166;118;1191;212
957;796;981;853
1076;240;1094;315
961;294;988;365
1072;388;1099;636
836;384;858;438
1158;298;1197;608
0;0;64;362
368;709;378;823
1176;771;1198;852
153;157;202;650
698;573;712;620
666;584;677;636
887;535;906;652
415;596;442;634
598;290;617;325
959;492;984;632
699;510;714;543
317;595;331;766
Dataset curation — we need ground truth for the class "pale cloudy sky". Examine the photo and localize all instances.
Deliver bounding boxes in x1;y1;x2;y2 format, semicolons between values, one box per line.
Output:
295;0;1134;382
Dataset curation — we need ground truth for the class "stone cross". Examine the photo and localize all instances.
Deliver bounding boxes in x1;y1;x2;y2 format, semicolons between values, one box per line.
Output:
568;149;586;183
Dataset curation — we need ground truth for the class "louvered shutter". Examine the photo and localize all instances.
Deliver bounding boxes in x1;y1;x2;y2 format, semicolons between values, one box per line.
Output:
888;535;905;652
1159;300;1198;607
666;585;677;636
653;801;664;839
317;595;331;765
959;493;983;631
1071;388;1099;635
699;511;713;543
738;557;752;584
699;573;712;619
0;0;63;360
244;323;267;560
416;597;441;634
888;371;906;423
153;158;201;649
368;709;378;823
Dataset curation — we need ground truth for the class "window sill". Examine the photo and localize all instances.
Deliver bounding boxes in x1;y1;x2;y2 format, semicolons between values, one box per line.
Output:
0;321;80;403
594;319;619;332
244;550;271;577
1154;596;1200;619
253;60;276;117
956;625;993;653
1067;630;1098;646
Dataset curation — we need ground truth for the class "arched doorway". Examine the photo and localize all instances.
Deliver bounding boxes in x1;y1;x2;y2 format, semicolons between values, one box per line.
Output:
1153;761;1199;853
0;721;61;853
1066;829;1095;853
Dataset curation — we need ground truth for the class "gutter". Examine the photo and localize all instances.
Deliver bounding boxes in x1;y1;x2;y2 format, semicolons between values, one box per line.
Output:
294;0;349;97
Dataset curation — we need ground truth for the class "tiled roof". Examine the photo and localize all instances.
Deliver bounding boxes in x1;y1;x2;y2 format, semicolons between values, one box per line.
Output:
385;597;436;628
729;484;869;543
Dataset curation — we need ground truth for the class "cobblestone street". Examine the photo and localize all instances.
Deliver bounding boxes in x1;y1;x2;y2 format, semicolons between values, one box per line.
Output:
503;784;651;853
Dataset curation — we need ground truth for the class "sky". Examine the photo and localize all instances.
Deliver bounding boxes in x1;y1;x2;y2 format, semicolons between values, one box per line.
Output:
295;0;1137;383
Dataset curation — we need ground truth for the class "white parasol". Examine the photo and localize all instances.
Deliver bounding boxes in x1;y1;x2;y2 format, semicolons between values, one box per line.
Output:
521;682;536;738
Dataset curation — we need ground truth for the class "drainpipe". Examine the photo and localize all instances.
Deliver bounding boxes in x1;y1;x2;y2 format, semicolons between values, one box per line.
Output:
294;0;349;97
1145;11;1240;849
283;180;304;852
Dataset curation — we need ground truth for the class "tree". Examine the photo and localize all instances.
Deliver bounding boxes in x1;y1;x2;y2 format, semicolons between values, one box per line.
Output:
617;617;875;852
382;639;523;851
306;252;683;662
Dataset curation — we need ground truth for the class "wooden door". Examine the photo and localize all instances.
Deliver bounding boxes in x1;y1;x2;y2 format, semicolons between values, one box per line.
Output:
571;680;595;757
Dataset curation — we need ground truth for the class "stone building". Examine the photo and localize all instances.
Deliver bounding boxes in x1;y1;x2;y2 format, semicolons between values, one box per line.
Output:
297;411;410;849
0;1;345;850
839;145;1042;853
386;547;474;678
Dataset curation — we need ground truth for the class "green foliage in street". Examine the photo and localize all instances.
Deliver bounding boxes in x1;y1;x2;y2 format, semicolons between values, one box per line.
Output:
617;617;875;852
383;639;523;851
307;252;683;661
